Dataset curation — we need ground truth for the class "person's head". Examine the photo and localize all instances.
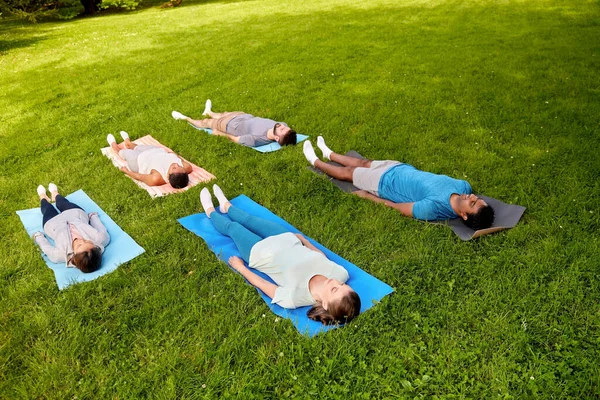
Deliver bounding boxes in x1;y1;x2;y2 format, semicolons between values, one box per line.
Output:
168;164;189;189
71;240;102;273
455;194;495;230
307;279;361;325
272;123;297;146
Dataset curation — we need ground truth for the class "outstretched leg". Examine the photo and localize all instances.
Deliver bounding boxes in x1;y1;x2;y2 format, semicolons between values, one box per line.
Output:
55;195;84;213
227;206;289;239
209;212;262;263
329;153;372;168
40;199;59;227
211;184;288;238
186;118;216;129
317;136;372;167
206;111;224;119
314;160;355;182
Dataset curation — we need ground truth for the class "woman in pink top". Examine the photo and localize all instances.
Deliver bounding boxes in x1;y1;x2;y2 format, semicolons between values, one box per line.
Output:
32;184;110;273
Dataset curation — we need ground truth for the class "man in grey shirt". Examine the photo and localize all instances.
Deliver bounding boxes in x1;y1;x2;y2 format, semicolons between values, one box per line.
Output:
172;99;297;148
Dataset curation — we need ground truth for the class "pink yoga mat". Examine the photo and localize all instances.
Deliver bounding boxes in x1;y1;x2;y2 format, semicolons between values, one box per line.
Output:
101;135;215;198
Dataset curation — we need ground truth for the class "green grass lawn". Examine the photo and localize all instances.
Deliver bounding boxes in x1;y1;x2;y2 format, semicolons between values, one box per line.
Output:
1;0;600;397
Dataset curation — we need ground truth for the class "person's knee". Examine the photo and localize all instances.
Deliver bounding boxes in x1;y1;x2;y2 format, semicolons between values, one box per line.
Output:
343;166;356;180
360;159;372;168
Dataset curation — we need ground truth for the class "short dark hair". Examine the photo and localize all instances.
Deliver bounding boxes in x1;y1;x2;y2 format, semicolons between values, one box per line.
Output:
307;290;361;325
279;129;297;146
169;172;189;189
464;204;495;230
72;246;102;273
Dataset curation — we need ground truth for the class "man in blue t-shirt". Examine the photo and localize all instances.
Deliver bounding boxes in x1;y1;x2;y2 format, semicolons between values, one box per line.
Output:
303;137;495;230
171;99;297;148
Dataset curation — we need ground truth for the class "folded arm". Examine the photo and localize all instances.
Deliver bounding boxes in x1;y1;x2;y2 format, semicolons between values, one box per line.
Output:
87;213;111;247
32;232;65;263
228;256;277;299
353;190;414;217
179;158;193;174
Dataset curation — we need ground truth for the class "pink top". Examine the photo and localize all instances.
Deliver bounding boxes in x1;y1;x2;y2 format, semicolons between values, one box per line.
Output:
69;223;83;243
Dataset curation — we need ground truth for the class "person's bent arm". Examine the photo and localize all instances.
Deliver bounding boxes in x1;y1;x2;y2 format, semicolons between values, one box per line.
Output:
295;234;326;256
120;167;163;186
180;159;193;174
228;256;277;299
88;212;110;247
33;232;65;263
353;190;414;217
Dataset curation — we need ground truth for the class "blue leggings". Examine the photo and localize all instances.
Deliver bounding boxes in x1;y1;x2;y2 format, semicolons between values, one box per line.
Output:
210;206;289;262
41;195;83;227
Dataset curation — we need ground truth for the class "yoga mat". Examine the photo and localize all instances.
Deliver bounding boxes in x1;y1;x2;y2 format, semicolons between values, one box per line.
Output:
310;151;526;241
101;135;215;198
178;195;394;337
16;190;145;290
188;124;309;153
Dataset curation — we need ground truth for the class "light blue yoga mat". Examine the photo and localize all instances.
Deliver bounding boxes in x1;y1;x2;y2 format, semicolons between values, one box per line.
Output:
178;195;394;337
188;124;308;153
16;190;145;290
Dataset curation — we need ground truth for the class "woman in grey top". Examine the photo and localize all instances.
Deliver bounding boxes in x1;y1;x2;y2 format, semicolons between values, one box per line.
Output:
32;184;110;273
200;185;361;325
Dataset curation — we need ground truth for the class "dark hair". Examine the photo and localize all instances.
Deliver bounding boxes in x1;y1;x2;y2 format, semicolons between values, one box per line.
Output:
279;129;297;146
72;246;102;273
464;204;495;230
169;172;189;189
307;291;361;325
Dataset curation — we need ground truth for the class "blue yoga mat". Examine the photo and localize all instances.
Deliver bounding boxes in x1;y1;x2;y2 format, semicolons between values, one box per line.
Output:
16;190;145;290
178;195;394;337
188;124;308;153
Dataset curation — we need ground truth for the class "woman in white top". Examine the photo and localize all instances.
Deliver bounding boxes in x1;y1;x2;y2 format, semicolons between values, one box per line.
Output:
200;185;361;325
107;131;193;188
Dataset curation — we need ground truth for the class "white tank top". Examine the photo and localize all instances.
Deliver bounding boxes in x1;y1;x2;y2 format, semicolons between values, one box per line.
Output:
138;148;183;182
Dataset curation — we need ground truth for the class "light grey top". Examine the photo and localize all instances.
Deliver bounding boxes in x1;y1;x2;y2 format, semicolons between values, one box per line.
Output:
33;209;110;267
226;114;287;147
248;232;349;309
137;146;182;181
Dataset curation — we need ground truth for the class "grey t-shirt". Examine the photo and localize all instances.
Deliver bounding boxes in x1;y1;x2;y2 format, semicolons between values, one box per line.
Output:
225;114;288;147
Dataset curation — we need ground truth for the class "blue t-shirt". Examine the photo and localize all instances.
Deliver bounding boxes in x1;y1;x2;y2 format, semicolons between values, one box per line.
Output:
377;164;472;221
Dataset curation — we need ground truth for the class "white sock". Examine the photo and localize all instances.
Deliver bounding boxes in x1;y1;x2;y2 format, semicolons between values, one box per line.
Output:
212;184;229;213
37;185;46;197
120;131;130;141
303;141;318;166
172;111;189;121
317;136;333;160
200;187;215;216
202;99;212;116
48;183;58;194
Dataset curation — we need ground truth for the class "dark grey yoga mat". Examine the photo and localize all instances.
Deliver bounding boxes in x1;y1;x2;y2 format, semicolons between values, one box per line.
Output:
309;151;526;241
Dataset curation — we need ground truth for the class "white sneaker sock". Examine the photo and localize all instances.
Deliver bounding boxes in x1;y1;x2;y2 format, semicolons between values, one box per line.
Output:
303;141;319;166
107;134;116;146
200;187;215;216
202;99;212;116
317;136;333;160
172;111;189;121
212;184;229;213
37;185;46;197
48;183;58;195
120;131;130;141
